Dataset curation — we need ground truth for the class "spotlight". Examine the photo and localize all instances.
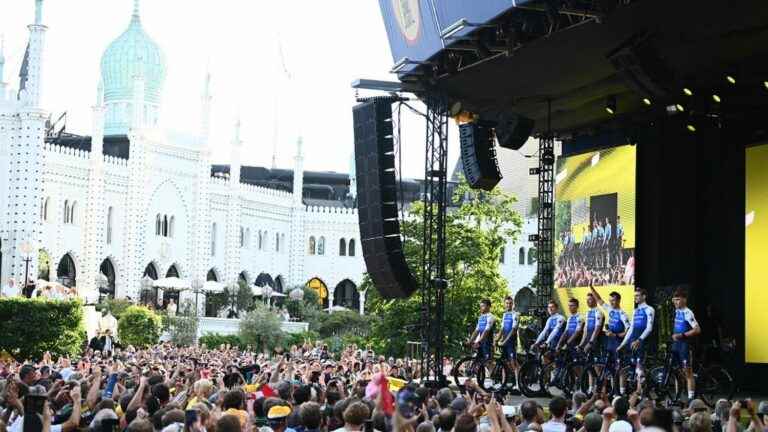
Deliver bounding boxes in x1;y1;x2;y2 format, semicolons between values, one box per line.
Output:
605;96;617;115
726;75;736;85
675;104;685;112
686;124;697;132
683;88;693;96
642;98;652;106
712;94;721;103
764;81;768;90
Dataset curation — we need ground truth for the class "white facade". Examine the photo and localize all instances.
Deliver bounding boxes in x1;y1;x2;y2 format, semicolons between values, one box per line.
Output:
0;1;537;311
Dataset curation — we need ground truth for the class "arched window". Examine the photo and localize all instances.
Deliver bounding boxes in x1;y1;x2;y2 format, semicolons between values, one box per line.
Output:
528;247;537;265
156;214;161;236
317;236;325;255
348;239;356;257
258;231;263;250
500;246;505;264
308;236;316;255
63;200;70;224
211;223;217;256
106;207;114;244
239;227;245;248
275;232;280;252
206;269;218;281
169;216;175;238
162;215;168;237
70;201;77;225
518;247;525;265
339;238;347;256
281;234;285;253
41;197;49;222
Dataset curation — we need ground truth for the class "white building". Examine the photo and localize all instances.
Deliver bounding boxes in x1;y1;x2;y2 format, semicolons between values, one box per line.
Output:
0;0;536;315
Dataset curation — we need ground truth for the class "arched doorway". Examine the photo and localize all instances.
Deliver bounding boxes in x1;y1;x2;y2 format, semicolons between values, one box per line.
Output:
334;279;359;311
38;250;51;281
514;287;535;315
254;272;274;288
274;275;285;293
166;265;180;278
306;277;329;309
56;254;77;288
141;263;159;306
99;258;116;298
206;268;218;282
143;263;158;280
238;271;249;286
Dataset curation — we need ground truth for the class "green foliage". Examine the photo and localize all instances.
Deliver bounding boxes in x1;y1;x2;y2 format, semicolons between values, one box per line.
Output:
285;286;323;323
165;300;199;346
220;282;254;316
0;298;85;360
117;306;162;348
239;303;285;352
199;333;244;349
96;298;133;320
205;291;228;317
284;331;321;348
365;177;523;358
313;310;372;339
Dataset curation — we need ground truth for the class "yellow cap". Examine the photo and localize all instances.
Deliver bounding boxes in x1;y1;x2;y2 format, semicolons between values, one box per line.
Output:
267;405;291;420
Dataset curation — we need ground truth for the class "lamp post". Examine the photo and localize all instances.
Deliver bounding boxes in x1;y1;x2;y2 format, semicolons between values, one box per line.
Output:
228;283;238;318
191;278;204;316
19;239;34;297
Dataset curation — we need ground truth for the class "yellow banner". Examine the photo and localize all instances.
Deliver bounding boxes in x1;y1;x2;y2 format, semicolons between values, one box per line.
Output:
746;144;768;363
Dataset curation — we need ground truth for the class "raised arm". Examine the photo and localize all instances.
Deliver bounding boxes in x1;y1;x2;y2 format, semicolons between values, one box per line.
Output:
589;283;604;306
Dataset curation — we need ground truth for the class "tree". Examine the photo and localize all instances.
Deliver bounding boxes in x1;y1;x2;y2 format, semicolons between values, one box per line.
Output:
364;177;523;357
221;281;254;318
239;303;285;352
165;300;199;346
118;306;162;348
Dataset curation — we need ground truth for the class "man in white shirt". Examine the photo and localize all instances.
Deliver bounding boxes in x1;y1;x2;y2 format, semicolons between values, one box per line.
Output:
542;396;568;432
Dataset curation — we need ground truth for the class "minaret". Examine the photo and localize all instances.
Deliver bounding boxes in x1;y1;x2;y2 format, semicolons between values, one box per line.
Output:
192;71;213;310
80;82;107;300
223;117;243;284
288;137;306;287
4;0;48;291
24;0;46;107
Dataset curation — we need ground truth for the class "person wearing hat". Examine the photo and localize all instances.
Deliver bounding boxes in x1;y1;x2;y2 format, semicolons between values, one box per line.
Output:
268;405;293;432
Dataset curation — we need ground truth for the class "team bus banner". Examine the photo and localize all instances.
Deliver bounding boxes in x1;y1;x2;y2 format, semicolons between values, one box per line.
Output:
553;145;637;311
746;143;768;364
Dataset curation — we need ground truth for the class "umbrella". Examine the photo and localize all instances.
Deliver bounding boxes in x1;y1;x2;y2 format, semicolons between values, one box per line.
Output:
152;277;190;289
202;281;226;291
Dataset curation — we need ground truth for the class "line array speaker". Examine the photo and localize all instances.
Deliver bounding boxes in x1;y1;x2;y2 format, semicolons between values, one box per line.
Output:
459;122;503;191
353;98;417;299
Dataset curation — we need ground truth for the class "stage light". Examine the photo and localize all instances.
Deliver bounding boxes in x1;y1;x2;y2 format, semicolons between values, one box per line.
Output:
605;96;617;115
726;75;736;85
675;104;685;112
686;124;696;132
712;94;721;103
683;88;693;96
764;81;768;90
642;98;652;106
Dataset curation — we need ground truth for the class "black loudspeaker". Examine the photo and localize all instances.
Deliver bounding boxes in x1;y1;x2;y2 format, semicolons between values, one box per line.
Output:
459;122;503;191
607;33;674;98
495;112;535;150
353;98;417;299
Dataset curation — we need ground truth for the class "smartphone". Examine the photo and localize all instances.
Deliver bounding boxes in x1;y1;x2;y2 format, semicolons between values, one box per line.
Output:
185;409;198;428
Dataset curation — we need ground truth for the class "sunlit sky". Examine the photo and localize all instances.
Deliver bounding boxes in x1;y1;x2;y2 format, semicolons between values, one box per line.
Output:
0;0;459;178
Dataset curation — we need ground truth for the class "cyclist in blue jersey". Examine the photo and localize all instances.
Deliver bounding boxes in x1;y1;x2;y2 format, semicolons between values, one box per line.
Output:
617;287;655;394
468;298;496;360
671;287;701;400
531;301;566;359
495;295;520;387
588;282;631;391
579;291;604;353
557;298;584;351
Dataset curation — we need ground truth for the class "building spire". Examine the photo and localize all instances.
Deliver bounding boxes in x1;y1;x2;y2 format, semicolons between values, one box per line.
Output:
34;0;44;26
132;0;140;23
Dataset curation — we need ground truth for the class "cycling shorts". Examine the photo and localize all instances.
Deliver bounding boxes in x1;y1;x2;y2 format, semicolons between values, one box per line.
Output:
671;342;692;368
501;342;517;361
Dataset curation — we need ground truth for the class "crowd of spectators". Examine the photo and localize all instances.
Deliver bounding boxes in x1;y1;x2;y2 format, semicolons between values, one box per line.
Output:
0;342;764;432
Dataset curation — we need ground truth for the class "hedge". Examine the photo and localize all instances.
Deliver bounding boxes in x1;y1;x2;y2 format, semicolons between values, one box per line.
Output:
0;298;85;360
117;306;162;348
199;333;244;349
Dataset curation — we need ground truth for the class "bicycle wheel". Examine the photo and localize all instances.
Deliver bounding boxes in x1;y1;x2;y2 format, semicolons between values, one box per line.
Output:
696;366;735;407
475;358;497;391
618;365;639;397
482;360;511;392
519;359;545;397
451;356;477;389
579;365;613;397
540;361;575;398
648;366;685;404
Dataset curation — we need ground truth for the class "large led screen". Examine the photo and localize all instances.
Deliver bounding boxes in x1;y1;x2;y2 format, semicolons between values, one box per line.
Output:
554;145;637;310
746;143;768;363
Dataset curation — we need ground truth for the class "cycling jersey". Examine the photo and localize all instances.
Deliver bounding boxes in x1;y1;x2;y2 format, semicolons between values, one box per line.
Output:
564;314;584;341
585;307;604;342
600;304;630;350
620;303;654;351
672;307;698;367
535;313;566;349
475;313;496;358
501;311;519;340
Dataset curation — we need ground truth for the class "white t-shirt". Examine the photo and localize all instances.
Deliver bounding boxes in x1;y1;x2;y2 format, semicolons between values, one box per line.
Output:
9;416;62;432
3;283;20;297
609;419;633;432
542;419;567;432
